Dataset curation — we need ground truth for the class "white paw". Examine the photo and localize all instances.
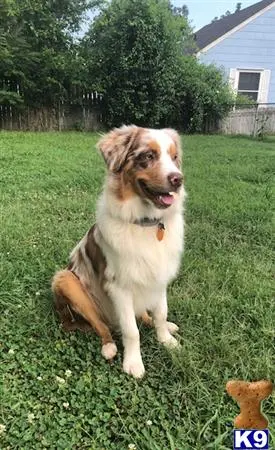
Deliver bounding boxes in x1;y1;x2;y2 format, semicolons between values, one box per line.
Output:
123;357;145;379
162;334;180;349
101;342;117;360
166;321;179;335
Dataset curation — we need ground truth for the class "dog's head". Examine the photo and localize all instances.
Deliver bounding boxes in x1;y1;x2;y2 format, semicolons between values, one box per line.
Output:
97;125;183;209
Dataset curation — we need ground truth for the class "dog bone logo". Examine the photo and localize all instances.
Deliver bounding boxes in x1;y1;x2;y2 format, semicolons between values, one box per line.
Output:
226;380;273;429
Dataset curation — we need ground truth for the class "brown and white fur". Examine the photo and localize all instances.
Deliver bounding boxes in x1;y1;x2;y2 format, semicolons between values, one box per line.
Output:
52;125;186;378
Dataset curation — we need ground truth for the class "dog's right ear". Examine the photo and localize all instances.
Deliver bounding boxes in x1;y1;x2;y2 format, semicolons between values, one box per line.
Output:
97;125;143;173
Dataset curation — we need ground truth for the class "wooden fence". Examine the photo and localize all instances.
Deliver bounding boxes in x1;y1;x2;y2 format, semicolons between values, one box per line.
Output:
1;96;275;135
0;92;104;131
219;106;275;136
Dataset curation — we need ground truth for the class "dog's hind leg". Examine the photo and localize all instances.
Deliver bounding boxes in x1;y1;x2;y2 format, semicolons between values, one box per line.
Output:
52;270;117;360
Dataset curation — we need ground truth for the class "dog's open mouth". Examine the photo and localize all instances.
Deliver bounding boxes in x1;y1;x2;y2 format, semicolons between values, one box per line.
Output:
138;181;176;209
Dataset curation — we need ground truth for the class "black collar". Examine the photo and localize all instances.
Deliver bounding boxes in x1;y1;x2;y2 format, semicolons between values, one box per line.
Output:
134;217;164;228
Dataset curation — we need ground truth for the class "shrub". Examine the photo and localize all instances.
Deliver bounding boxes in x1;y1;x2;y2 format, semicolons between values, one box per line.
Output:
172;58;234;132
83;0;234;131
0;90;23;108
235;93;256;109
83;0;193;127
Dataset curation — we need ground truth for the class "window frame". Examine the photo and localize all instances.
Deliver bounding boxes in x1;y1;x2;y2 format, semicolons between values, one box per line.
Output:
229;68;271;106
237;71;261;101
234;69;263;102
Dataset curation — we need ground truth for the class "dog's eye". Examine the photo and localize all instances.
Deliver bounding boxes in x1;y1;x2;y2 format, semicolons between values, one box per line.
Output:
145;152;154;161
173;154;178;161
135;151;155;168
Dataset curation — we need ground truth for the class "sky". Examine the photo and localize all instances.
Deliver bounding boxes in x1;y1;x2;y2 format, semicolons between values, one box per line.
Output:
173;0;257;30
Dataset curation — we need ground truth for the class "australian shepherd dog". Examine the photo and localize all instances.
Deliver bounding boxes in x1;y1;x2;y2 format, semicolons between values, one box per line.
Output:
52;125;186;378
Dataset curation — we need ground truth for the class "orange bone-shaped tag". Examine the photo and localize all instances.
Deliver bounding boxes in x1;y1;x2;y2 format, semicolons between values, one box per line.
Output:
226;380;273;429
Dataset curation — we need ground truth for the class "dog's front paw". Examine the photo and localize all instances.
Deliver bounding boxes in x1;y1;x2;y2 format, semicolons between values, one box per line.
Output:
162;334;180;349
123;356;145;379
101;342;117;360
166;321;179;335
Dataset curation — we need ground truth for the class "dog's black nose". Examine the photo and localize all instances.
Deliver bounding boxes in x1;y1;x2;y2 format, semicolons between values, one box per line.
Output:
168;172;182;188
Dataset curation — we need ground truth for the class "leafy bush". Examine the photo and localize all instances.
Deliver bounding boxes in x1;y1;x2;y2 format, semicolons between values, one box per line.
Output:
83;0;193;127
171;58;234;132
1;0;234;131
83;0;234;131
0;0;101;107
235;93;256;109
0;90;23;107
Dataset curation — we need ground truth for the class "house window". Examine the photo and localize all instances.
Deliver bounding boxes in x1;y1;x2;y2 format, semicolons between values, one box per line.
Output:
229;68;271;105
237;72;260;101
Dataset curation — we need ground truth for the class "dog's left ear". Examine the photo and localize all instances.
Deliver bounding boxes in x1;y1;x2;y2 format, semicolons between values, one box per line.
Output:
97;125;143;173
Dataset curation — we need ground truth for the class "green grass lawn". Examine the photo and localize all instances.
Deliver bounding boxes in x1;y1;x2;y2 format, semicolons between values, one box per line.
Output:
0;131;274;450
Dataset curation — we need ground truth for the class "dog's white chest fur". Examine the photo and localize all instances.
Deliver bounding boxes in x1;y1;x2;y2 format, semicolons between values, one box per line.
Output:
95;191;184;317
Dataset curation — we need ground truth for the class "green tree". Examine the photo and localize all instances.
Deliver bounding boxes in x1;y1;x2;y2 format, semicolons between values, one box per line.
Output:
0;1;36;107
235;2;242;12
168;2;189;17
220;10;232;19
211;3;242;23
0;0;102;107
83;0;194;127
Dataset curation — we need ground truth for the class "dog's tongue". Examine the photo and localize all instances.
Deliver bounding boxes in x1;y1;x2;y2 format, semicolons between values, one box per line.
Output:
158;193;174;206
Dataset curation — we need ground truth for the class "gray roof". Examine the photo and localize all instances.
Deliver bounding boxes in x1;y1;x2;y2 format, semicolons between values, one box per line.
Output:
195;0;275;50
